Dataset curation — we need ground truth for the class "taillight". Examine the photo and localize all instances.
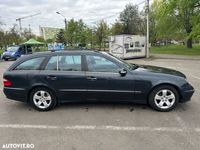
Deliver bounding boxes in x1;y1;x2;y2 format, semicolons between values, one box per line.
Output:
3;79;12;87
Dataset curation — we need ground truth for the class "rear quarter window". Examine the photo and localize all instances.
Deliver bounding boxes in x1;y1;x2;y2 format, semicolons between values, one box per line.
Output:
14;57;45;70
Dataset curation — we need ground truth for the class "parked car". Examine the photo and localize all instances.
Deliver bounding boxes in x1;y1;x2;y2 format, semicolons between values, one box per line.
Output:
1;45;32;61
3;50;194;111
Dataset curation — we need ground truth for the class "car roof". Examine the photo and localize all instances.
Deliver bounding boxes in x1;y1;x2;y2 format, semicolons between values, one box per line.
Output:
15;50;107;63
31;49;102;57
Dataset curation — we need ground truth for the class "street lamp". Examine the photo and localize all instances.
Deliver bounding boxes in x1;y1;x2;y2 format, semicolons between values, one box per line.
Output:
56;11;67;28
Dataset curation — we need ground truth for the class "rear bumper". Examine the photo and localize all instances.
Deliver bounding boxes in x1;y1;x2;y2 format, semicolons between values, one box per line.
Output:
3;87;28;102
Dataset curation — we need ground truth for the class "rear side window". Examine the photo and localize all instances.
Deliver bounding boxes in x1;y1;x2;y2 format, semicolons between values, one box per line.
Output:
15;57;45;70
45;55;82;71
59;55;81;71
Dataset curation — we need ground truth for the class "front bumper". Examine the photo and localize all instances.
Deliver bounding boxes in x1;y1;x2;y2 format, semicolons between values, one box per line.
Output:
180;82;195;103
2;55;16;60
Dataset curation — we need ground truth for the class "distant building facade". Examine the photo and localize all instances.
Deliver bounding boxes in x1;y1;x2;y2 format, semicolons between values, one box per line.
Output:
39;26;61;40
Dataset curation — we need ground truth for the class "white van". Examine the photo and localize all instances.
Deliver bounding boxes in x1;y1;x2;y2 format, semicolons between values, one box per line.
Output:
109;35;146;59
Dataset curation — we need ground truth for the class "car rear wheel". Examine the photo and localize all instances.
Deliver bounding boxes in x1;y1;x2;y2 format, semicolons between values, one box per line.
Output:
30;87;57;111
149;85;179;112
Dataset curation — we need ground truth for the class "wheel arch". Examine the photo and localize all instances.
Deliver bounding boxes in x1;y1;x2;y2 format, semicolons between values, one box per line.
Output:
147;83;182;103
27;85;58;103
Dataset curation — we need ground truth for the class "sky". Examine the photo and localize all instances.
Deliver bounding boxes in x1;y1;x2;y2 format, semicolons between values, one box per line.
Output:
0;0;146;35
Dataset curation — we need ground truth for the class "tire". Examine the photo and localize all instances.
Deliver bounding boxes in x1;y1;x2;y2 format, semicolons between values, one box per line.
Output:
148;85;179;112
15;56;20;61
4;58;8;61
30;87;57;111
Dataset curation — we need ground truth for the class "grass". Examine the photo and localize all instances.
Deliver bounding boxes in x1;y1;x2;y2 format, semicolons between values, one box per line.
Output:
150;44;200;55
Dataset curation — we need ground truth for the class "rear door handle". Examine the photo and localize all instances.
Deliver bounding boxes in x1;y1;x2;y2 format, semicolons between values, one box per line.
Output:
86;76;97;81
46;76;57;80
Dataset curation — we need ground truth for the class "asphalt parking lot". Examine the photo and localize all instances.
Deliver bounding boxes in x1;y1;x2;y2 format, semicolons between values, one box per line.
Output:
0;58;200;150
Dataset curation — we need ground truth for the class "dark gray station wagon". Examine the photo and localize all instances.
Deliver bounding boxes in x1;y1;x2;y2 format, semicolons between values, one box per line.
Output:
3;50;194;111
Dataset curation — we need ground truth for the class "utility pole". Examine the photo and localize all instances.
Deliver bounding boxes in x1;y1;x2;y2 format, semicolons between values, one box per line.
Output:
29;24;31;37
146;0;150;58
18;19;22;34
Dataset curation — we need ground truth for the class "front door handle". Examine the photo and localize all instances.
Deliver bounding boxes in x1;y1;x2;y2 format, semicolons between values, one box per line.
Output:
86;76;97;81
46;76;57;80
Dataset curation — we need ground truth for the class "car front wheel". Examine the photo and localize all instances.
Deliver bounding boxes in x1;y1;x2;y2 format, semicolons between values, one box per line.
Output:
30;87;57;111
149;85;179;112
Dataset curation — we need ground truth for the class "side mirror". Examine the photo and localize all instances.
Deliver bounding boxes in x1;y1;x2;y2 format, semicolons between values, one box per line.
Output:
4;49;7;52
119;68;127;76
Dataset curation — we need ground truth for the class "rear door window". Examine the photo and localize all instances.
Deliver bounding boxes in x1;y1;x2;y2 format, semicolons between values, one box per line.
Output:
15;57;45;70
58;55;81;71
45;55;82;71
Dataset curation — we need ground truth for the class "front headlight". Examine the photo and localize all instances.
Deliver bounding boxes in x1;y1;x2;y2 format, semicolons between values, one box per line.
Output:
11;52;15;55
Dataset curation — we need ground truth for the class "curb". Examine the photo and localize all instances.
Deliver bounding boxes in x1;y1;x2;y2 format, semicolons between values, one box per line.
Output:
151;54;200;60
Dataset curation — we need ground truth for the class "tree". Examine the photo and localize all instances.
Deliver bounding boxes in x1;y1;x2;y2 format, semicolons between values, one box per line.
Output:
65;19;78;46
46;38;54;43
120;4;143;34
0;30;5;49
153;0;200;48
149;5;157;45
110;22;124;35
85;27;95;49
189;6;200;40
36;36;45;43
0;24;22;48
94;20;110;50
9;24;22;44
55;29;65;44
76;19;88;47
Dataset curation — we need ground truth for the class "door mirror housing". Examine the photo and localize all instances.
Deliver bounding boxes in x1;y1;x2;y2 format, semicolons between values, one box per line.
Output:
119;68;127;76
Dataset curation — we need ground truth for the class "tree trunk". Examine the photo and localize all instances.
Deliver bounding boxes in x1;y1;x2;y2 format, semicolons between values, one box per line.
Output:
99;43;102;51
187;38;192;49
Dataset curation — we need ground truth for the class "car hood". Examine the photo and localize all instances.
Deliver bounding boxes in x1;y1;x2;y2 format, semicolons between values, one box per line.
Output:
3;51;14;55
133;64;186;79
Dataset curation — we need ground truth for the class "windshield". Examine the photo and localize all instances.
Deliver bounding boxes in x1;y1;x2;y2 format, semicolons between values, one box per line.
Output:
101;52;138;70
7;46;19;52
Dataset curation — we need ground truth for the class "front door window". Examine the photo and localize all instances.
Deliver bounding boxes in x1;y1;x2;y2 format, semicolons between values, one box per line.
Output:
86;55;119;73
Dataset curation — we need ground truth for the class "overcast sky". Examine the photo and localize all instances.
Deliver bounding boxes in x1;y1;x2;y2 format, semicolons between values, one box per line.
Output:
0;0;145;35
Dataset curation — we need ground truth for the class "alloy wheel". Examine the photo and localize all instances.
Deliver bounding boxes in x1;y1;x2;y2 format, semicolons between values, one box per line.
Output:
33;90;52;109
154;89;176;109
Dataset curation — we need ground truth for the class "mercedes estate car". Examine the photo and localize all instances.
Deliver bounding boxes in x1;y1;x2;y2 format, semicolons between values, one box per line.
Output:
3;50;194;111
